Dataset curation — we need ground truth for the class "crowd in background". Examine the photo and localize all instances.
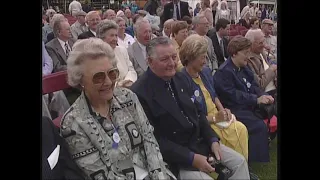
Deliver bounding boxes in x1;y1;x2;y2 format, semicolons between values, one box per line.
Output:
42;0;277;180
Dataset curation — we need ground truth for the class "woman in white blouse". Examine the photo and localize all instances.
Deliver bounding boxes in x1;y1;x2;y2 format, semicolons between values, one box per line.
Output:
96;19;138;88
114;17;135;48
215;0;230;23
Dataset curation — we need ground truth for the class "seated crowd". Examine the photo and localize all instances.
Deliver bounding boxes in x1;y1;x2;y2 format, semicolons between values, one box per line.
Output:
42;2;277;180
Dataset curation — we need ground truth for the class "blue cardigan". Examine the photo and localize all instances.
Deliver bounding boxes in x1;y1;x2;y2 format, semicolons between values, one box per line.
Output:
179;67;217;115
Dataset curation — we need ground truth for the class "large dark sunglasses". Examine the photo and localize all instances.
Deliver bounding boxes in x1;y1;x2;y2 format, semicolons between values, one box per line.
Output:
92;67;119;85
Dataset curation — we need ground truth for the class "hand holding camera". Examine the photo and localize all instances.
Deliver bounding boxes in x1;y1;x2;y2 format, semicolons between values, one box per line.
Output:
192;154;215;173
207;154;232;180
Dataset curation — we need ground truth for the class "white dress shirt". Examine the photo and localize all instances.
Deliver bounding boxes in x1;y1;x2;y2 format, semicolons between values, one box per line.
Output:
118;33;136;49
264;34;277;59
260;54;276;92
172;2;181;20
57;38;71;55
137;41;147;61
216;32;227;61
90;29;96;36
114;46;138;86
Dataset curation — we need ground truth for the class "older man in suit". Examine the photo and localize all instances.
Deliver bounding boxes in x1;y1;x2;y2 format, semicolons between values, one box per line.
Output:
127;18;152;78
162;0;190;26
245;29;277;96
131;37;250;180
193;15;218;75
78;11;101;39
209;18;230;67
70;11;88;40
46;19;75;72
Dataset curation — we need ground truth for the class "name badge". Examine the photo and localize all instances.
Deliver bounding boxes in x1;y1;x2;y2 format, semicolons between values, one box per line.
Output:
113;132;121;143
246;82;251;88
194;90;200;97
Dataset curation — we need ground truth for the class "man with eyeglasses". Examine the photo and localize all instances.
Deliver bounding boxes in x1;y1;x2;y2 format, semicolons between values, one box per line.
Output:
193;15;218;75
78;11;101;39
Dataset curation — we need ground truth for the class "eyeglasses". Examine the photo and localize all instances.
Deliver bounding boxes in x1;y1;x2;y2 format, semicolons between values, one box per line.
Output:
88;18;101;22
92;67;119;85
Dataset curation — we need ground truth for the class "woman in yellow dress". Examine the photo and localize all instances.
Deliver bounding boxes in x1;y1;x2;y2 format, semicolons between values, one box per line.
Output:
178;34;249;161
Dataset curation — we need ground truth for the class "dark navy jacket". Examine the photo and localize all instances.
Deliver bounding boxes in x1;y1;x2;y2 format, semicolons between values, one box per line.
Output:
213;58;267;112
179;67;217;115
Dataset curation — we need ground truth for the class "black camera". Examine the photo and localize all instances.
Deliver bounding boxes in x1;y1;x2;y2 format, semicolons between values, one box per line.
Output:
207;155;232;180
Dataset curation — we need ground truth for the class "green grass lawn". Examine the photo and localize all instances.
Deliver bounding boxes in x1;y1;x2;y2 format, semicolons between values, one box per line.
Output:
250;138;277;180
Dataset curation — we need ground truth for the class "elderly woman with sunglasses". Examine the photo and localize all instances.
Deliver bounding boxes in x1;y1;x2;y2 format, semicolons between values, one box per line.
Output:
96;19;137;88
60;38;174;180
178;34;249;162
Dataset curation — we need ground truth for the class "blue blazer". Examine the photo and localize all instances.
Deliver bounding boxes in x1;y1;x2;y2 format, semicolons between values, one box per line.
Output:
179;67;217;115
125;26;134;38
130;68;219;173
213;58;267;112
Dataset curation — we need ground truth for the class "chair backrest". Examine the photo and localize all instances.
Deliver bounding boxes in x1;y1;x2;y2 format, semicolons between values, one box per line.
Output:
228;30;239;36
43;71;71;128
240;29;248;36
66;16;77;25
230;24;237;30
236;26;247;33
42;71;70;95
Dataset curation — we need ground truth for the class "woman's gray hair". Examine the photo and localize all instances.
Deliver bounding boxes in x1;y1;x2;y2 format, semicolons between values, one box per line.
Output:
114;17;125;24
67;38;117;87
96;19;119;39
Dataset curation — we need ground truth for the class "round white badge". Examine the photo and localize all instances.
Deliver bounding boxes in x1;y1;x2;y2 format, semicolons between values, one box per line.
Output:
113;132;121;143
132;129;139;138
194;90;200;97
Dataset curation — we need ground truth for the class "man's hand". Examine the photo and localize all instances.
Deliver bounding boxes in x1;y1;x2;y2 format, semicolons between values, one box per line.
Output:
265;95;274;104
269;64;277;72
211;142;222;161
258;95;274;104
192;154;215;173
